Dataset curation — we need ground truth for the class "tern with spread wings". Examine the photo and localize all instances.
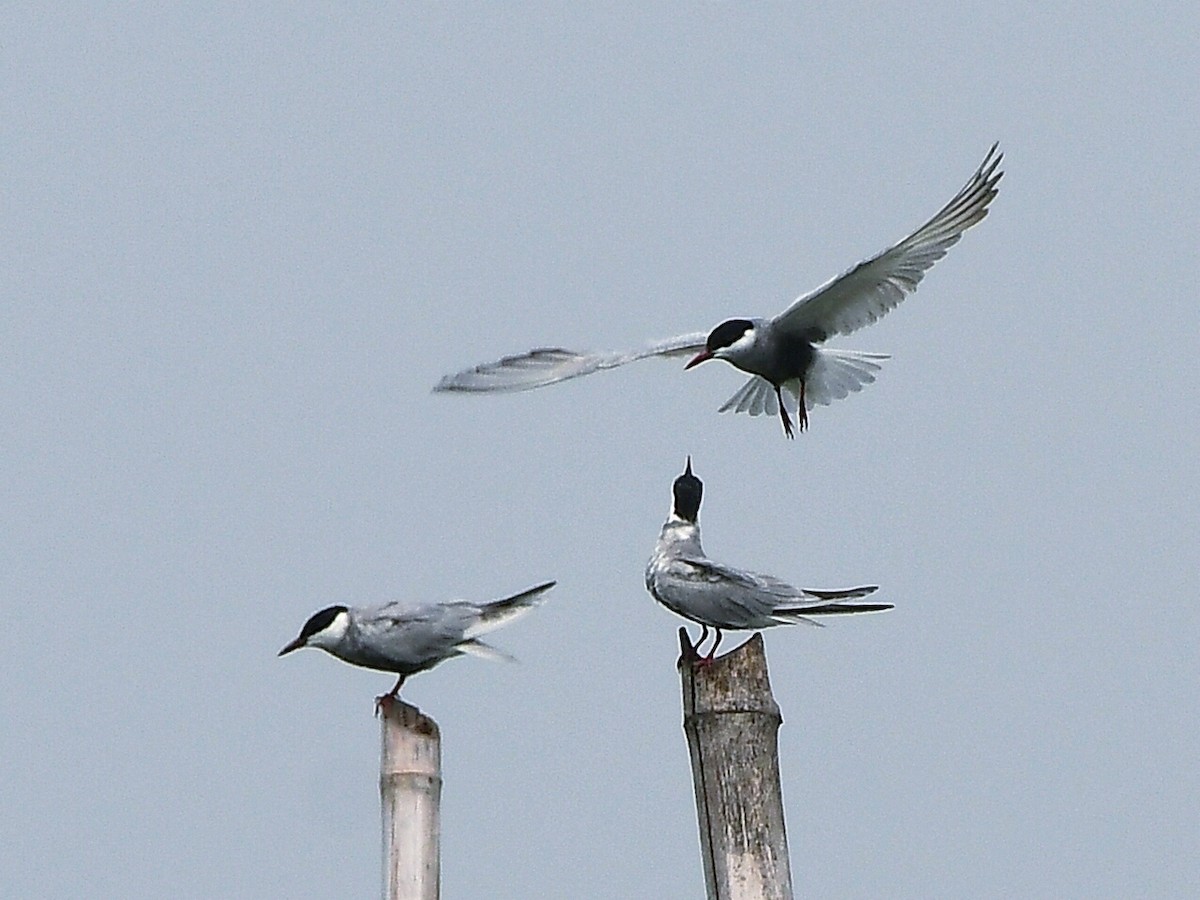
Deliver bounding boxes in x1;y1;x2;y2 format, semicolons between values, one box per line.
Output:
437;145;1002;437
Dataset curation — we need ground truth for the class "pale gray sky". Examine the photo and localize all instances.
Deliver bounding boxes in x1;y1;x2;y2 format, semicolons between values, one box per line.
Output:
4;4;1198;898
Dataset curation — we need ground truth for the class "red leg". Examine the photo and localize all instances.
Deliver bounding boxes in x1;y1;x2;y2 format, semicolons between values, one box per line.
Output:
695;628;724;668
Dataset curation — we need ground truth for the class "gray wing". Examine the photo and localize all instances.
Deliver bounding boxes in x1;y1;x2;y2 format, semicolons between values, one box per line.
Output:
660;554;880;629
359;600;479;669
659;554;811;629
434;332;709;393
774;144;1003;341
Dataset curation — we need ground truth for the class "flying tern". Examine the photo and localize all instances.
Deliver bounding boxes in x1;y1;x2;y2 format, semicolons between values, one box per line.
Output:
279;581;556;704
645;459;891;661
437;144;1002;437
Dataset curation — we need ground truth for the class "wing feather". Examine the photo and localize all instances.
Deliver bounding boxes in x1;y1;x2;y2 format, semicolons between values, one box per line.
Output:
664;554;886;629
775;144;1002;340
435;332;708;393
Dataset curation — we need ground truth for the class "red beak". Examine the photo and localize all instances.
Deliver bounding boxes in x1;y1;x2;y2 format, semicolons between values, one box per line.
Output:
685;350;713;370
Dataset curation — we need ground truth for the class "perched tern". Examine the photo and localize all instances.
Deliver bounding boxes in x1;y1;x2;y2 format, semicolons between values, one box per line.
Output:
279;581;556;704
437;144;1002;437
645;459;891;661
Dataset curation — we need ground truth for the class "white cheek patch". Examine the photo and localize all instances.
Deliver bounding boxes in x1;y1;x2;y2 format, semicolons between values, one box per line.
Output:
733;328;757;350
311;610;351;648
715;328;756;359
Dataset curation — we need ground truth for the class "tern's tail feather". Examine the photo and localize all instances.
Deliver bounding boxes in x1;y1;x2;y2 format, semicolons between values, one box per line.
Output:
719;375;783;417
800;585;880;601
772;601;894;627
717;349;888;419
803;348;888;408
465;581;557;638
456;639;518;664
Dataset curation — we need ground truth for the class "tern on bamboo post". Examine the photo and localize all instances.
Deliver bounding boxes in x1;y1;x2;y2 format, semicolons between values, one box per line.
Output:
379;697;441;900
679;630;793;900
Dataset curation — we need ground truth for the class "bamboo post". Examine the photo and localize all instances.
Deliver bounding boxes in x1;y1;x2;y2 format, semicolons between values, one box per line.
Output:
679;629;794;900
379;697;442;900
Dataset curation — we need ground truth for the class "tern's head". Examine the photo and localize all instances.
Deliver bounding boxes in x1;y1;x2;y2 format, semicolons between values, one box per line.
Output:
279;605;350;656
671;456;703;524
685;319;755;369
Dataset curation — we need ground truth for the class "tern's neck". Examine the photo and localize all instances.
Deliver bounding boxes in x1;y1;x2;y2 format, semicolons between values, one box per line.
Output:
660;514;702;549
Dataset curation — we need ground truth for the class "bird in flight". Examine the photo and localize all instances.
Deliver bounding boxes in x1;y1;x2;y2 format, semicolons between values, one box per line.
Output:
645;458;891;662
279;581;556;707
437;144;1002;437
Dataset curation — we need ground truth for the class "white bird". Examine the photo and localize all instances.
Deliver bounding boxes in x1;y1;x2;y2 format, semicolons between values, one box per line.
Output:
437;144;1002;437
645;459;891;662
279;581;556;704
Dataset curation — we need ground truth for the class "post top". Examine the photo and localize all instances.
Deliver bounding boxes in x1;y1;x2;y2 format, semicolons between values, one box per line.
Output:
678;630;782;718
377;697;440;738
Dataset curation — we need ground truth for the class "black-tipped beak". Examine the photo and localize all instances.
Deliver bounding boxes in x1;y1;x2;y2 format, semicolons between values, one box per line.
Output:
278;637;305;657
685;350;712;369
684;455;693;476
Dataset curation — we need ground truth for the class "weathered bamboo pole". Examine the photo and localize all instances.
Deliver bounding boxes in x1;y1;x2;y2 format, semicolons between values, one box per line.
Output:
679;629;794;900
379;698;442;900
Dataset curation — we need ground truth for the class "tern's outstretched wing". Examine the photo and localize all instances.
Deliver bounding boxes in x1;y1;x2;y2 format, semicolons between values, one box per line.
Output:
434;332;709;393
774;143;1002;341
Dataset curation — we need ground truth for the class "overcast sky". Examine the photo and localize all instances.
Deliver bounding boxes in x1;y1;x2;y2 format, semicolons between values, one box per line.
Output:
5;4;1198;898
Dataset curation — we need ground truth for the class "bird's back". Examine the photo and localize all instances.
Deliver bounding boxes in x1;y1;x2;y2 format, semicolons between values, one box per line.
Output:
336;600;479;675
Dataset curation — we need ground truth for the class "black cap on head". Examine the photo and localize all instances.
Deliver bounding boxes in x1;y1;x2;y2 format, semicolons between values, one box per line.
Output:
279;605;349;656
300;605;347;641
672;456;703;523
705;319;753;352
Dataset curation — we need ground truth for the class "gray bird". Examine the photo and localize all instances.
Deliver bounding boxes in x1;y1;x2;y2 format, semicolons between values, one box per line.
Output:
437;144;1002;438
279;581;556;703
645;459;891;661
